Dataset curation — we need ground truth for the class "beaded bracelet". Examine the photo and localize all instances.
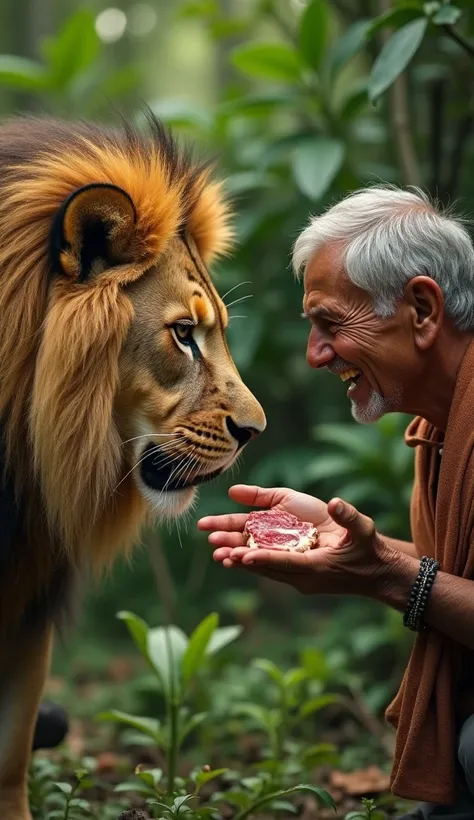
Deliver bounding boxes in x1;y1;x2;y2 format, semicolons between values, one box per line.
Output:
403;556;440;632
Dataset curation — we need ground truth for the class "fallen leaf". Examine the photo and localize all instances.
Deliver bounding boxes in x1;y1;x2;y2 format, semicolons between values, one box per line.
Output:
330;765;390;795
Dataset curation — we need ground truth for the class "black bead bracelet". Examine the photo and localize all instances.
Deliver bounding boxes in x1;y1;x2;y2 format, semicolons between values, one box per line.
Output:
403;556;440;632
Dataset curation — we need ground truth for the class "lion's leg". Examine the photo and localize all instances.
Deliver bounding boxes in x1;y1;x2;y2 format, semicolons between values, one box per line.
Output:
0;625;53;820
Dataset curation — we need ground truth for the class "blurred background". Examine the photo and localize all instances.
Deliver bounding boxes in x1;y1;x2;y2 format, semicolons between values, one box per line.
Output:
1;0;474;810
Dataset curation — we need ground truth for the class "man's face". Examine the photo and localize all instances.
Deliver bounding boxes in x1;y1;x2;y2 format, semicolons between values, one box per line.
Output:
303;244;420;424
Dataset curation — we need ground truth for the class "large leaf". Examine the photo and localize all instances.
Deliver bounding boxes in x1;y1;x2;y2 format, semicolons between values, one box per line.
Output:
182;613;218;684
432;5;462;25
96;710;163;744
236;785;336;818
299;694;341;718
304;454;355;483
148;98;212;130
368;18;428;103
291;138;345;200
367;5;424;37
299;0;329;72
0;56;47;90
206;625;243;655
327;19;372;78
41;9;100;88
231;43;303;83
253;658;285;688
117;611;149;660
147;625;188;698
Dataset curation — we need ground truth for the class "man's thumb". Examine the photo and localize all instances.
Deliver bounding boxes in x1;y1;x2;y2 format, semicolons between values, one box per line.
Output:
328;497;373;541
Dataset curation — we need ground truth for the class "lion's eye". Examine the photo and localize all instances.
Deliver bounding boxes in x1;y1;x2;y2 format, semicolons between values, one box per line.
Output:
173;323;194;344
170;322;200;358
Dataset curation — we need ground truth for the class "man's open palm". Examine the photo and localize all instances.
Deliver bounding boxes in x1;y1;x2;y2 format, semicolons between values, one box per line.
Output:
198;484;345;564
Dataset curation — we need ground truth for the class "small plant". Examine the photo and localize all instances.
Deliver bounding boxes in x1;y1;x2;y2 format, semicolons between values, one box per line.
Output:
98;611;243;795
345;797;385;820
98;611;336;817
233;657;340;768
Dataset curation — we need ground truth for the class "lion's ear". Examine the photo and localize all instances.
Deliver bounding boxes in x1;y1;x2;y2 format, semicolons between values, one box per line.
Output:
50;183;137;282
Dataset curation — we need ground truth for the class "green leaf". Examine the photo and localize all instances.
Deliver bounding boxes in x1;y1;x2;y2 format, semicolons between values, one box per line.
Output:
53;782;73;795
368;18;428;103
340;84;369;120
231;42;303;83
299;693;340;718
179;711;208;744
182;613;218;685
327;20;372;77
0;56;47;90
253;658;285;688
218;91;297;118
312;424;371;456
96;710;163;744
117;611;149;659
432;5;462;25
299;0;329;72
291;137;345;200
367;5;424;37
147;98;212;130
206;624;243;655
193;768;228;788
304;454;355;483
40;9;100;88
147;625;188;698
299;743;340;767
284;667;309;689
238;785;336;818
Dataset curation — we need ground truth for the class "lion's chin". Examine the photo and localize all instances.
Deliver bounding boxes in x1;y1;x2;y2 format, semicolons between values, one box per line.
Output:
136;481;197;519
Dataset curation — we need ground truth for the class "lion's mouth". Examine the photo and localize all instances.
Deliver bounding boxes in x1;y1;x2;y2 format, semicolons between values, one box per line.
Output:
139;443;228;492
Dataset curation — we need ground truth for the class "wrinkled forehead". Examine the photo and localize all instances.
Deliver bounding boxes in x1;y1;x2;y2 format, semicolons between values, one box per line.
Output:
302;243;349;306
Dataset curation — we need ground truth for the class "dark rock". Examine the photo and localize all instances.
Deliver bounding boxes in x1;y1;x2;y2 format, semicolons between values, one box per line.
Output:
32;701;69;750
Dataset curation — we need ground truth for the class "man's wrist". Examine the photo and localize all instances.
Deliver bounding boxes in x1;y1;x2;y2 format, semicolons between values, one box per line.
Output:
371;543;420;612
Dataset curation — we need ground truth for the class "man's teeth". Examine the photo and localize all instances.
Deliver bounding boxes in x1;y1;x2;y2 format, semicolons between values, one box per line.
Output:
339;368;361;382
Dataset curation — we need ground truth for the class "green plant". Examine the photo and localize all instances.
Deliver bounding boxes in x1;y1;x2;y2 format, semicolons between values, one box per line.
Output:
345;797;385;820
233;657;340;766
98;611;242;795
0;9;140;117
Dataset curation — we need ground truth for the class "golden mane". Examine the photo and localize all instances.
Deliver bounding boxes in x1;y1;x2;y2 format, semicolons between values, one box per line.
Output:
0;113;233;567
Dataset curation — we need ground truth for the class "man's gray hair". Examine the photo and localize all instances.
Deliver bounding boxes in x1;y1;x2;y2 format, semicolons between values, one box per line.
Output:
292;185;474;331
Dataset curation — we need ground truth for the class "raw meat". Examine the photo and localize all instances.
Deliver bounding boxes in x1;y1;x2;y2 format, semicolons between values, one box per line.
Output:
244;509;319;553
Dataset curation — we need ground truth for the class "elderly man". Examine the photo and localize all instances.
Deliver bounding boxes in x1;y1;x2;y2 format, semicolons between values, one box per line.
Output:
198;186;474;819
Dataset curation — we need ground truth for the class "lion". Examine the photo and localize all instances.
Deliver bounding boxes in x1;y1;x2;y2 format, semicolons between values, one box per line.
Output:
0;112;266;820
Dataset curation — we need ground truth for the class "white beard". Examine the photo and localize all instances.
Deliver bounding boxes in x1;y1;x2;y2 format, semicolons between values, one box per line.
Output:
350;385;403;424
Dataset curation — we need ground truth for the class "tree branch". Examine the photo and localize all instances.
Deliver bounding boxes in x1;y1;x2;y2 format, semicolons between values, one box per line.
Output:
378;0;422;187
429;78;445;194
442;25;474;59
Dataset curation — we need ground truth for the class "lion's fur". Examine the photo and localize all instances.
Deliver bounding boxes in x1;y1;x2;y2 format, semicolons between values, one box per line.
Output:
0;113;235;627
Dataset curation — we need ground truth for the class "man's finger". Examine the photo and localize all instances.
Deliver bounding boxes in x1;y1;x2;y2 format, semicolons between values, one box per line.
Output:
198;513;248;532
239;548;309;570
228;484;288;509
208;532;247;548
327;497;375;542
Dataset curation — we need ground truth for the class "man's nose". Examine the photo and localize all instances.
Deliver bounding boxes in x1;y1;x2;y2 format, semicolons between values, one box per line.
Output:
306;327;335;369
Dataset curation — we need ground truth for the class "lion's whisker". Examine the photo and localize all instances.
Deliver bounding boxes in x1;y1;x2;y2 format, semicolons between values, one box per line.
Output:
221;281;252;304
225;294;253;309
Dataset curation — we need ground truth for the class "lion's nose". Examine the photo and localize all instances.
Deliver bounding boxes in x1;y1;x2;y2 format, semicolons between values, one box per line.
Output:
225;415;260;448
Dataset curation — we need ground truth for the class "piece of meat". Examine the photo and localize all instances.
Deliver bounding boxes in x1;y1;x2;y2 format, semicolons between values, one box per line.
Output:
244;509;319;553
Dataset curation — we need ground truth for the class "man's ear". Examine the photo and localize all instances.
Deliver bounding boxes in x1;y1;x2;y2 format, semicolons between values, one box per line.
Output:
50;183;137;282
405;275;443;349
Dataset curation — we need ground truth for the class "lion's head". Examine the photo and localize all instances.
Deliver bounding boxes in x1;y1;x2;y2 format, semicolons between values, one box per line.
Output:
0;114;265;570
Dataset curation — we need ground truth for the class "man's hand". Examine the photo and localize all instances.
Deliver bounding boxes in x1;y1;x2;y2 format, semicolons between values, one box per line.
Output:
198;484;397;597
198;484;345;560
